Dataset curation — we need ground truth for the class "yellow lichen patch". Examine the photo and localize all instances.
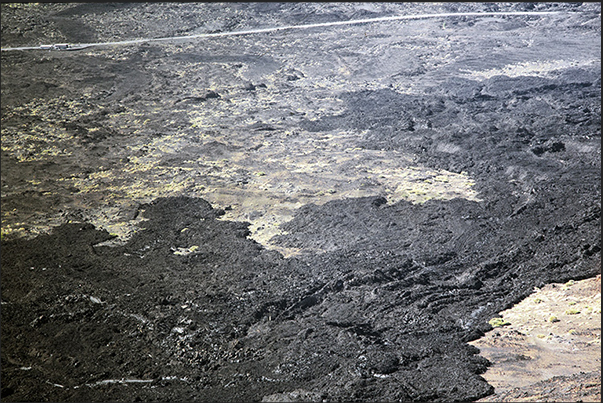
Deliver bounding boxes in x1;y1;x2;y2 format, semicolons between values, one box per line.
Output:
1;124;75;162
489;317;511;328
0;215;69;241
4;111;482;254
172;245;199;256
461;59;599;81
1;225;29;240
2;80;483;253
192;146;480;254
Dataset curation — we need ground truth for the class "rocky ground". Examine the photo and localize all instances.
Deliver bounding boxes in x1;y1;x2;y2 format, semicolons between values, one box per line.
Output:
1;3;601;402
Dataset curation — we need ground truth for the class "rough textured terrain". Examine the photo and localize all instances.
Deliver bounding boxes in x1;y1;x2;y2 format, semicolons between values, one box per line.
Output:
1;3;600;402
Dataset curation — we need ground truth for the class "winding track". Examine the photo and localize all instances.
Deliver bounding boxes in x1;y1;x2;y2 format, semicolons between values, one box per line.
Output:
1;11;565;52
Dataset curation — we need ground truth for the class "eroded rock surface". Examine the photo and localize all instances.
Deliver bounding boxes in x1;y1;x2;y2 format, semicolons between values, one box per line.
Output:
1;3;600;402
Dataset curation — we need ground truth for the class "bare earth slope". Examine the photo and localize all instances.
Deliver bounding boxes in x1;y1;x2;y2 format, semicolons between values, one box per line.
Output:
1;3;600;402
472;274;601;402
